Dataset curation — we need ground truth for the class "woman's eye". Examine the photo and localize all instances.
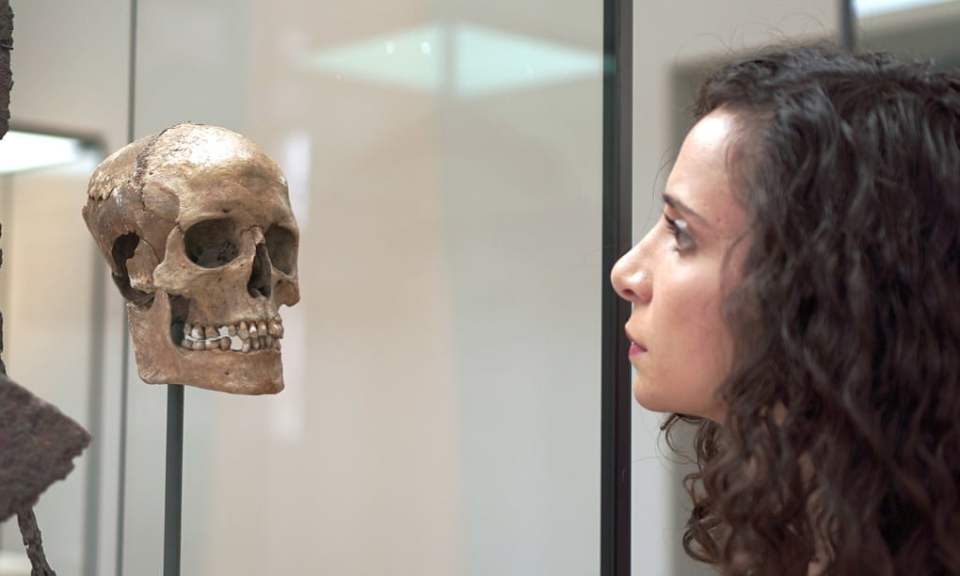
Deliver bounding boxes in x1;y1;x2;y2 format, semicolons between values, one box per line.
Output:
664;215;694;252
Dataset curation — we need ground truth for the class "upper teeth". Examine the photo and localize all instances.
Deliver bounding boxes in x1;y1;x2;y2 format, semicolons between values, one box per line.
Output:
180;317;284;353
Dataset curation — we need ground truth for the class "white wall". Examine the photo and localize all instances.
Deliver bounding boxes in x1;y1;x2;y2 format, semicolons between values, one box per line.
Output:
9;0;129;151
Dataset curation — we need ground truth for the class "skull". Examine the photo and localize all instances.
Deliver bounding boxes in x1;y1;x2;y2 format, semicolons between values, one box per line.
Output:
83;123;300;395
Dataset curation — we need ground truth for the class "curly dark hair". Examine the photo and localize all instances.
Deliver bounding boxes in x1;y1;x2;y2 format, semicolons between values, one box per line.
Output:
662;43;960;575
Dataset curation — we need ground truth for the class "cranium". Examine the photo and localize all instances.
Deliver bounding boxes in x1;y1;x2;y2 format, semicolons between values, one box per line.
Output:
83;123;300;394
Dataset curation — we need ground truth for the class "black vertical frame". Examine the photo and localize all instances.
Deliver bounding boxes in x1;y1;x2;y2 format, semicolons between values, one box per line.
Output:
841;0;857;52
601;0;632;574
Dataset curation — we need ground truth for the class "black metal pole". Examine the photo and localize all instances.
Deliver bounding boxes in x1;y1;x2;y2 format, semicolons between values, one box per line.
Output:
163;385;183;576
601;0;633;573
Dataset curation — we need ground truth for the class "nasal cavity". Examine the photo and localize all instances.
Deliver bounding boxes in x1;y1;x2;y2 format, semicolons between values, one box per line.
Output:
247;244;272;298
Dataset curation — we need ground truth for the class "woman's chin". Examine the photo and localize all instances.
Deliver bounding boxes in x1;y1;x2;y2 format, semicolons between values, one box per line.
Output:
632;376;722;422
632;377;671;413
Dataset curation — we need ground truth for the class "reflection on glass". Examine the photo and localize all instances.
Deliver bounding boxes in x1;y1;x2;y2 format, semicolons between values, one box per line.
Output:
300;24;446;92
299;23;601;97
855;0;957;18
858;0;960;71
0;130;97;174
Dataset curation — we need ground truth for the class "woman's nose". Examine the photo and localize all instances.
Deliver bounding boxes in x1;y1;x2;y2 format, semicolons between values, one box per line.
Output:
610;248;652;304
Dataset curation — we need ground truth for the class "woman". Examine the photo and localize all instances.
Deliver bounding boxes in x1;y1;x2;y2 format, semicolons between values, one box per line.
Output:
611;44;960;575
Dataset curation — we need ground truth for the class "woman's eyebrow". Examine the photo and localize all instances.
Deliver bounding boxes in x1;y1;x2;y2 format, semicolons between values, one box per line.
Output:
662;191;710;228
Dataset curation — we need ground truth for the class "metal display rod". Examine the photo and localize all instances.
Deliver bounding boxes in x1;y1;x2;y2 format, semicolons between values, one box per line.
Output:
163;385;184;576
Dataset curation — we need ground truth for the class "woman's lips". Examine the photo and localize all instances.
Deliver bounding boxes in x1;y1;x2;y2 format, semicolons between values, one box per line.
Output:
624;327;646;356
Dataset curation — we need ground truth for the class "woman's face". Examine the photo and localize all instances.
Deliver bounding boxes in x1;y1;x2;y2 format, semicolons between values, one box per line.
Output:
611;108;750;422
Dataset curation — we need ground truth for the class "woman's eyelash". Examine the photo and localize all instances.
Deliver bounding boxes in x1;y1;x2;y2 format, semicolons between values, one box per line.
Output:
664;214;692;250
665;214;678;232
665;214;682;237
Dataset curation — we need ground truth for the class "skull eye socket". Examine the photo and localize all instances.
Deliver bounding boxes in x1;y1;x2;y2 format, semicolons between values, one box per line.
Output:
265;224;297;275
184;219;239;268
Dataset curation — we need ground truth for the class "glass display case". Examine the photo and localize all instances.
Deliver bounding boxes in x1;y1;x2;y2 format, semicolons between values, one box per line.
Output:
0;129;105;576
4;0;928;574
3;1;609;574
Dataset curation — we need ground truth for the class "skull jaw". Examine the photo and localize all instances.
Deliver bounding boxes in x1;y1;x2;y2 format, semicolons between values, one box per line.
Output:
127;291;284;395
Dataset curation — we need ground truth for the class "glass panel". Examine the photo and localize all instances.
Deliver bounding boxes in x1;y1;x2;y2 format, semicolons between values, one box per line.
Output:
856;0;958;18
0;133;104;575
124;1;603;574
2;2;133;575
856;0;960;70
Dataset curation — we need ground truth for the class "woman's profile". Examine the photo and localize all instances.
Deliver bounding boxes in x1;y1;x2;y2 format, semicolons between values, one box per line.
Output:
611;44;960;575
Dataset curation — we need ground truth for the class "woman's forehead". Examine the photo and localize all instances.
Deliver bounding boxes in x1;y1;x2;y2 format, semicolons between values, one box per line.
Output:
666;109;745;236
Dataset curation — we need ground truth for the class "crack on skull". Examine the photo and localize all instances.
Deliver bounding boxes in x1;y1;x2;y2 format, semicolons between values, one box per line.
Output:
127;128;180;265
135;235;160;267
132;127;173;192
141;237;162;268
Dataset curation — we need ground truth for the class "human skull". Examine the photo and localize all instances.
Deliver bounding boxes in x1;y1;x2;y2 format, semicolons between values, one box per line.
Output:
83;123;300;395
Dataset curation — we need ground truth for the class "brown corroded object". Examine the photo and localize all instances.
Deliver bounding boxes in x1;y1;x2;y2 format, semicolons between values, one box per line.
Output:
83;124;300;394
0;0;12;139
18;509;54;576
0;374;91;523
0;375;84;576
